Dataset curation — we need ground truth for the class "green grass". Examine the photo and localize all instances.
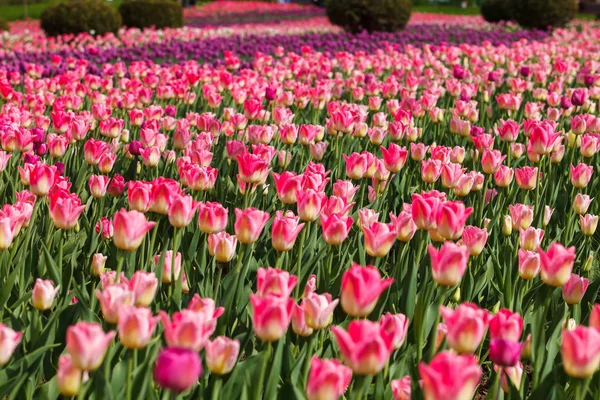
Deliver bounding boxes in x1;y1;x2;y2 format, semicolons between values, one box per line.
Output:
0;0;121;21
413;4;481;15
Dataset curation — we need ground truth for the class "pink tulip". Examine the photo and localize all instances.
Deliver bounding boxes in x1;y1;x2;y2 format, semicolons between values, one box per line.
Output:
113;209;156;251
538;242;576;287
441;163;466;189
207;232;238;263
562;274;589;305
436;201;472;240
514;166;538;190
490;338;523;367
205;336;240;375
128;271;158;307
56;354;82;397
48;189;86;230
509;204;534;230
357;208;379;231
197;202;228;234
421;159;442;183
580;214;598;236
481;149;506;174
237;152;270;184
411;193;442;231
66;322;115;371
570;163;594;188
389;211;417;242
154;347;202;392
574;194;593;215
160;310;215;351
32;278;60;311
118;306;159;349
95;284;135;324
561;326;600;378
234;208;269;244
256;267;297;299
590;304;600;330
250;294;294;342
381;143;408;173
291;303;313;337
497;119;520;142
0;324;22;366
519;227;545;251
271;211;305;252
332;180;359;203
168;194;199;228
321;213;353;246
273;172;303;204
494;165;514;187
89;175;110;199
154;251;182;284
127;181;152;212
391;376;412;400
461;226;488;256
331;320;394;375
518;249;541;280
340;263;393;317
91;253;107;276
490;309;523;342
306;357;352;400
428;242;470;287
297;189;327;222
496;363;524;393
363;221;397;258
453;173;475;197
419;351;481;400
410;143;429;161
95;217;113;240
29;163;56;196
440;302;490;353
149;178;180;215
343;152;367;180
380;312;409;349
529;123;561;155
302;293;339;330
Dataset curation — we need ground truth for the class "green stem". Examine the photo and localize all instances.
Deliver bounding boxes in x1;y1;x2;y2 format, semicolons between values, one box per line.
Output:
489;368;502;400
254;342;272;399
211;377;222;400
302;335;316;387
295;228;307;298
427;285;447;362
126;350;134;400
115;250;125;278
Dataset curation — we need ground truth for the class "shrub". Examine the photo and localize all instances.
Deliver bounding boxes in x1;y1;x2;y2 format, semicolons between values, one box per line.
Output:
40;0;121;37
481;0;512;23
510;0;578;29
325;0;412;34
119;0;183;30
0;18;9;33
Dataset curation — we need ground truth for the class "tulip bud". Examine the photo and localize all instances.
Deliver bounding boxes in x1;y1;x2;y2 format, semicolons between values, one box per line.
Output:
32;279;60;311
503;215;513;236
91;253;107;276
56;355;82;397
205;336;240;375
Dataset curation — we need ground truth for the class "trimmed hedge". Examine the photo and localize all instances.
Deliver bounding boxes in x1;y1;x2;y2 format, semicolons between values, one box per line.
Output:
510;0;578;29
119;0;183;30
481;0;512;23
326;0;412;34
40;0;121;37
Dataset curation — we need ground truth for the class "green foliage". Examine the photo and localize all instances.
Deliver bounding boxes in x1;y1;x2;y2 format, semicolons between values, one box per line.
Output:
510;0;578;29
0;17;9;32
119;0;183;30
325;0;413;33
40;0;121;37
481;0;512;23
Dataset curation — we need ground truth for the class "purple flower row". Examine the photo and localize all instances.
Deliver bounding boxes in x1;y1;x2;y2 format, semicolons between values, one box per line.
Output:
0;25;550;76
185;8;326;28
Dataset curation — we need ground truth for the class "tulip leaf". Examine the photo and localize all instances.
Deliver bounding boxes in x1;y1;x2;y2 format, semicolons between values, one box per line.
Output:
265;338;285;399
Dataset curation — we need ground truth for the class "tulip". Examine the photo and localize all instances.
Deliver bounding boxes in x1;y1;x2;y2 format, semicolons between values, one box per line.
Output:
490;338;523;367
160;310;215;351
363;221;397;258
271;211;305;252
332;181;359;203
428;242;470;287
562;274;589;305
154;251;182;284
518;249;541;280
574;194;593;215
411;193;442;231
561;326;600;378
48;189;86;230
273;172;302;204
234;208;269;244
95;284;135;324
440;302;490;354
453;173;474;197
389;211;417;242
127;181;152;212
570;163;593;188
419;351;482;400
168;194;199;228
207;232;237;263
306;357;352;400
343;152;367;180
421;159;442;183
205;336;240;375
89;175;110;198
538;243;576;287
380;312;409;349
481;149;506;174
509;204;533;230
297;189;327;222
529;124;561;155
29;163;56;196
391;376;412;400
580;214;598;236
302;293;339;330
113;209;156;251
128;271;158;307
490;309;523;342
410;143;429;161
331;320;394;375
514;166;538;190
32;278;60;311
197;202;228;234
95;217;113;240
250;294;294;342
321;213;354;246
543;205;554;227
340;263;393;317
256;267;297;299
237;152;270;184
291;303;313;337
118;306;159;349
493;165;514;187
0;324;22;366
519;227;545;251
66;322;115;371
56;354;82;397
436;201;472;240
381;143;408;173
154;348;202;392
441;163;466;189
461;226;488;256
91;253;107;276
590;304;600;330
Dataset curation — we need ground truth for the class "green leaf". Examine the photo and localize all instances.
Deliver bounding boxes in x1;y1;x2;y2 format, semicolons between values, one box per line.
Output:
265;338;285;399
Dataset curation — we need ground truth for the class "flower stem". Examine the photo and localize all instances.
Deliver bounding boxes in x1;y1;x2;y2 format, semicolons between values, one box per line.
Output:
254;342;272;399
